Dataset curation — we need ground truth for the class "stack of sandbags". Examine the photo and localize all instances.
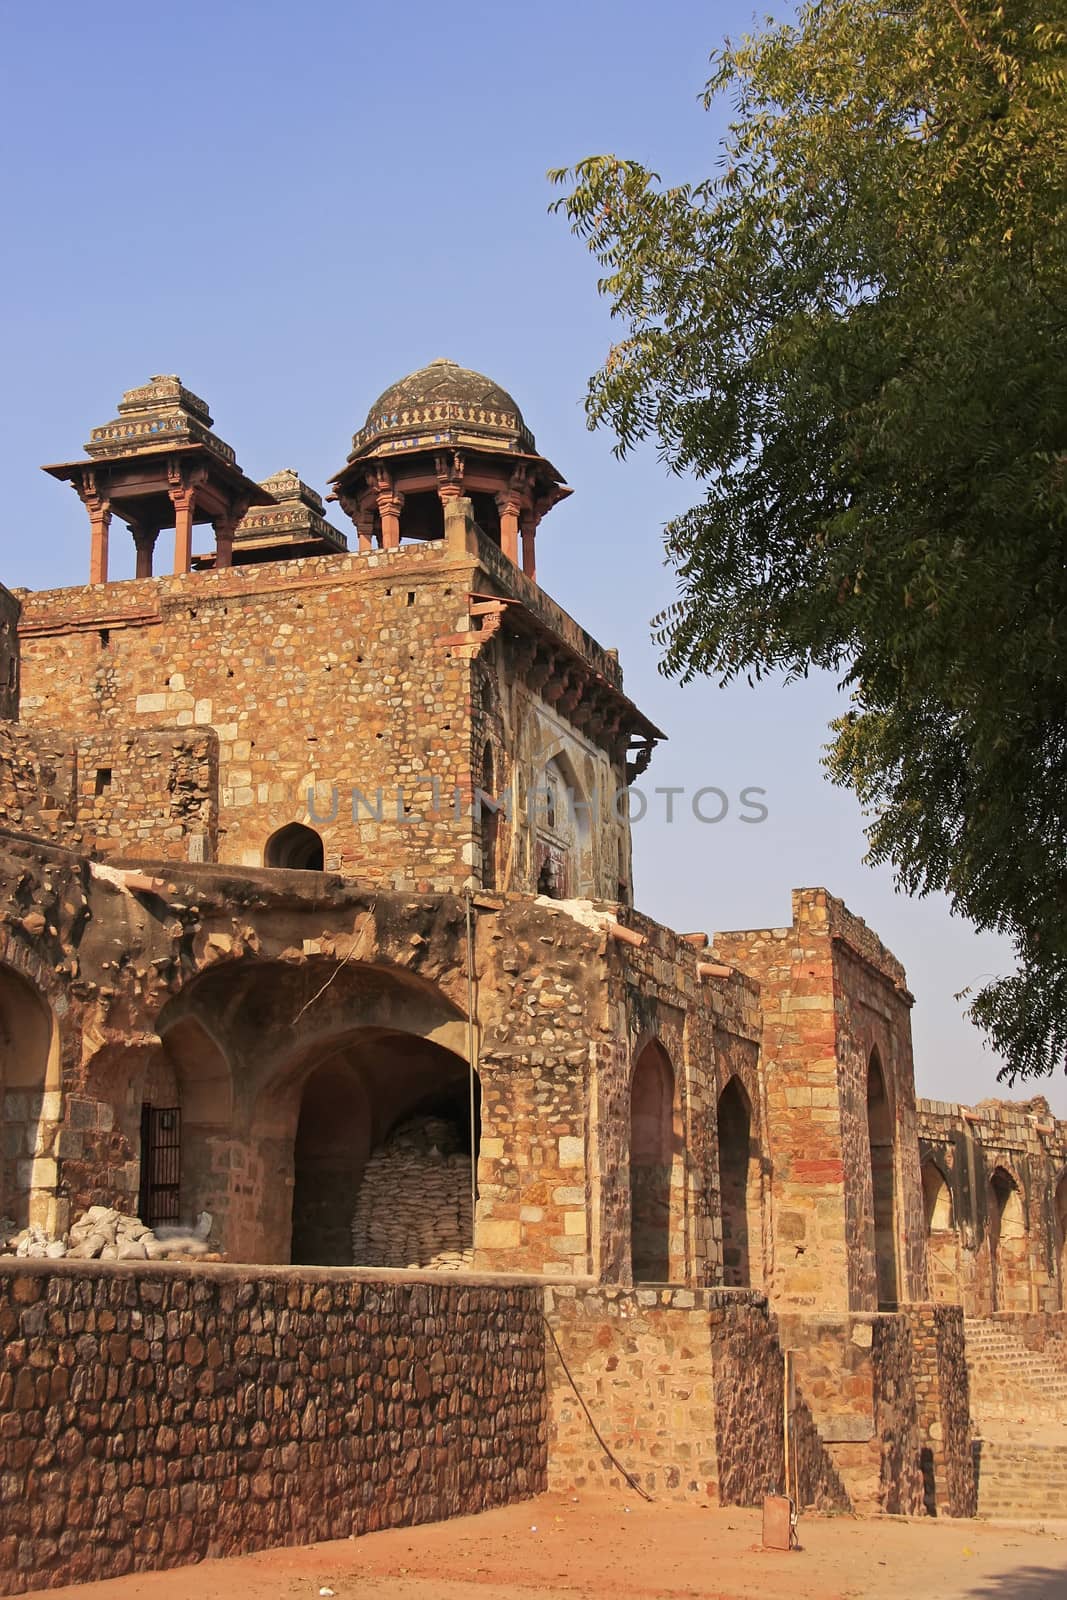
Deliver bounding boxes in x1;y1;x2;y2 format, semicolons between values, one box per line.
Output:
351;1116;474;1271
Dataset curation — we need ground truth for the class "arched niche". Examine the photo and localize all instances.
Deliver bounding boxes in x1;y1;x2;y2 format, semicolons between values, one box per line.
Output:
536;751;592;900
921;1159;957;1304
867;1050;899;1309
264;822;324;871
630;1040;680;1284
1055;1171;1067;1312
988;1166;1029;1313
717;1075;762;1288
0;962;61;1230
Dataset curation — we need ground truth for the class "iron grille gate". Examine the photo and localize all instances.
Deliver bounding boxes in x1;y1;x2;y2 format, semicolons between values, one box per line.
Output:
138;1103;181;1228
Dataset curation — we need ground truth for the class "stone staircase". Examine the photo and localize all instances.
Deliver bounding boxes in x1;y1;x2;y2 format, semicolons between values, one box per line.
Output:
965;1317;1067;1520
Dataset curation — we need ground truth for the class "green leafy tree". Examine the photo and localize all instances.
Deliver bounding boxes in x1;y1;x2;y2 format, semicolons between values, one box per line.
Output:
551;0;1066;1079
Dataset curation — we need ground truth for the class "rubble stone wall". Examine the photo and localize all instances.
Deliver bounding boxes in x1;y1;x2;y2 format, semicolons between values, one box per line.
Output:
16;535;634;898
779;1305;974;1517
544;1284;849;1510
0;1260;547;1595
0;723;216;858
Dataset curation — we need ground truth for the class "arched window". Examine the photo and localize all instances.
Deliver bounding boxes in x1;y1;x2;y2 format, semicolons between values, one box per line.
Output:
630;1041;678;1283
264;822;324;871
717;1076;761;1288
867;1051;899;1309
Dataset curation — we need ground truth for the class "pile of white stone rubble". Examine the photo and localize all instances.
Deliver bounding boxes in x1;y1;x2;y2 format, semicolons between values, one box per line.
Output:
2;1208;216;1262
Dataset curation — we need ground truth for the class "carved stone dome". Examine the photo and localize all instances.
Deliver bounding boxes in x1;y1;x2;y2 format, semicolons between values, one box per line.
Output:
347;357;536;461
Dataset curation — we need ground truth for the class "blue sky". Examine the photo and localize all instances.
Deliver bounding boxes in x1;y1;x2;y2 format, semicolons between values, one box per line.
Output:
2;0;1058;1112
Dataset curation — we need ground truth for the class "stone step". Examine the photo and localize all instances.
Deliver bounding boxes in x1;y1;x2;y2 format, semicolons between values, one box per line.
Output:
976;1440;1067;1519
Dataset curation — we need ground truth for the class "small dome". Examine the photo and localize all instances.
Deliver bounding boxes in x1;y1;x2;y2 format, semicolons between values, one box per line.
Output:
348;357;535;460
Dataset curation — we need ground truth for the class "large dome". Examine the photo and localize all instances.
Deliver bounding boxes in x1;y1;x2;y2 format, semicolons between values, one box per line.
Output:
347;357;536;460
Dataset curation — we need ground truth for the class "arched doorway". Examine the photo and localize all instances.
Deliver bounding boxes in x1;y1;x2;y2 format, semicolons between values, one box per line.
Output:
922;1160;956;1303
867;1051;899;1309
717;1076;760;1288
630;1040;678;1283
289;1032;479;1269
988;1167;1029;1312
0;963;60;1230
1056;1172;1067;1311
264;822;324;870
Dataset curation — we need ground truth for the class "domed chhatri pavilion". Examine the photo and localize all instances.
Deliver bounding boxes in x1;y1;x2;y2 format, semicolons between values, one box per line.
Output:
329;357;571;577
0;361;1064;1586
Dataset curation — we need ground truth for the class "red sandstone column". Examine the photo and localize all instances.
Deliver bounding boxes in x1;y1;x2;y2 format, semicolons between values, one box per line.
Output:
214;514;237;569
376;491;404;550
495;492;521;565
520;509;538;581
353;510;376;554
169;486;197;574
86;497;111;585
131;526;159;579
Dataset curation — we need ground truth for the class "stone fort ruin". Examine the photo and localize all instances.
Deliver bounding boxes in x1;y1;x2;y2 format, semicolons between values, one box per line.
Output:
0;363;1064;1589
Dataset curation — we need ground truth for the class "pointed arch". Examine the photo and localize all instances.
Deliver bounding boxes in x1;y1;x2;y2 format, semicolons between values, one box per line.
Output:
717;1075;762;1288
867;1049;899;1309
629;1040;679;1283
264;822;324;871
1055;1170;1067;1312
922;1158;956;1304
988;1165;1029;1313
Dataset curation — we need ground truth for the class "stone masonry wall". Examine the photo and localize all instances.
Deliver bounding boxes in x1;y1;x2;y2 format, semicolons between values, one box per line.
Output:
779;1306;974;1518
17;547;481;888
714;889;925;1315
17;528;639;898
0;1260;547;1594
544;1284;848;1511
0;724;216;859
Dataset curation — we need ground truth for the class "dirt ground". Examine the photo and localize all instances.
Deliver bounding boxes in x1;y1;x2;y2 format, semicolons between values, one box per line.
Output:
27;1494;1067;1600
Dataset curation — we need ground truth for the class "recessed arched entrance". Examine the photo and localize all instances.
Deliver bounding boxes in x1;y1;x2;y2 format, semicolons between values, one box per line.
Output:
289;1033;479;1269
630;1040;679;1283
717;1076;761;1288
0;962;60;1230
264;822;324;870
988;1166;1029;1312
867;1051;899;1309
